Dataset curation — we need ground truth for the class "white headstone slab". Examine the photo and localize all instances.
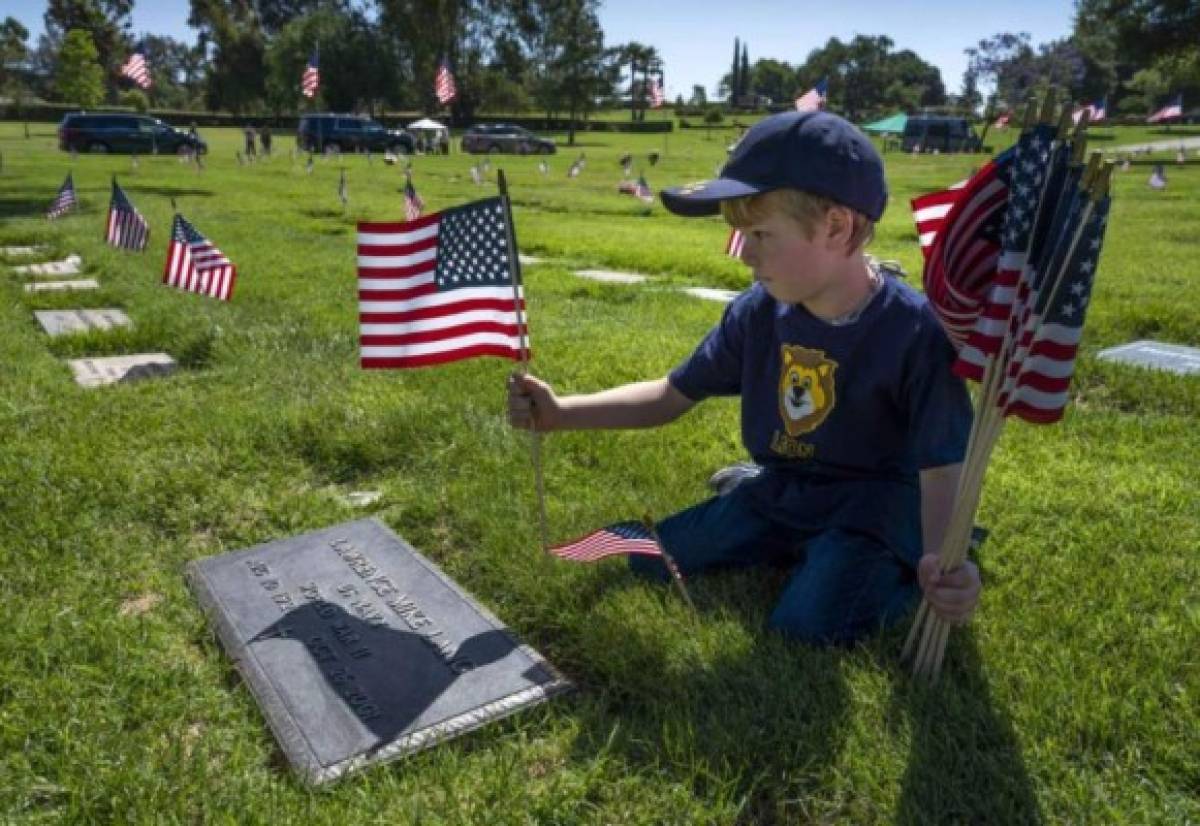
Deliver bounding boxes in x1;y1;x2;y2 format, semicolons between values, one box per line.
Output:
68;353;177;387
1097;340;1200;376
24;279;100;293
2;245;47;256
518;254;544;267
35;309;132;337
574;269;648;284
683;287;740;303
12;254;82;276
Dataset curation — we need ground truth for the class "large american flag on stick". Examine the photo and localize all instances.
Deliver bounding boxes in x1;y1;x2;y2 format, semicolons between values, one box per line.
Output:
301;49;319;99
163;214;237;301
549;521;662;562
357;196;528;369
46;173;78;219
120;44;151;90
106;179;149;251
435;58;458;105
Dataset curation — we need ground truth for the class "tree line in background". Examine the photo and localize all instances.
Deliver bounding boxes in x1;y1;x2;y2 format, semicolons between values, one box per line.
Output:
0;0;1197;121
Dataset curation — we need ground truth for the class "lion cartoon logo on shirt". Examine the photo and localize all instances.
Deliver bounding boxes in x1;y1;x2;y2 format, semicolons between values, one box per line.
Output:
778;346;838;436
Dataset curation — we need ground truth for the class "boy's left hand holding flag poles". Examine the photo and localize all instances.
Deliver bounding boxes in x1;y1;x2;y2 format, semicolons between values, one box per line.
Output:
355;170;549;550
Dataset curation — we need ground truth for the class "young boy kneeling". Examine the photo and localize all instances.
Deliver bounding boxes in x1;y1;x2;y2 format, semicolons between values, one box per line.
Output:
508;111;980;645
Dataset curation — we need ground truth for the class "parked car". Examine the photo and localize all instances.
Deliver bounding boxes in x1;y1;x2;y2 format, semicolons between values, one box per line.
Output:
296;114;415;154
461;123;556;155
901;116;981;153
58;113;207;155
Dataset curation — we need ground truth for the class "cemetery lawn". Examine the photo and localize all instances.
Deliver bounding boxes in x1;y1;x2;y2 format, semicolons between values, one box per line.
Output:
1;120;1197;825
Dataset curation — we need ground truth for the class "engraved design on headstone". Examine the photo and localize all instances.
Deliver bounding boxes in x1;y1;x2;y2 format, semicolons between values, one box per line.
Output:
187;518;571;785
24;279;100;293
12;254;82;276
1097;340;1200;376
67;353;176;387
35;309;132;337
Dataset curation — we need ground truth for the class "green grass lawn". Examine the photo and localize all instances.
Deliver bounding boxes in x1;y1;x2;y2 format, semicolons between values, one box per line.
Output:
0;120;1197;824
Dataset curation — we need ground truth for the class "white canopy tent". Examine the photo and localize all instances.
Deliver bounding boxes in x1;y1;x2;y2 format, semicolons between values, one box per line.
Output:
407;117;450;152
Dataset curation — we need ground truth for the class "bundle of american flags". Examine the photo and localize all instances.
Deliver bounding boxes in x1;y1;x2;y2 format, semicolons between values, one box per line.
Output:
435;58;458;106
163;213;237;301
46;173;78;219
106;179;150;251
904;93;1115;679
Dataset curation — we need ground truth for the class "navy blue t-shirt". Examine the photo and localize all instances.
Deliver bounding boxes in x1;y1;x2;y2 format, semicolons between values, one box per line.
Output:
669;276;973;563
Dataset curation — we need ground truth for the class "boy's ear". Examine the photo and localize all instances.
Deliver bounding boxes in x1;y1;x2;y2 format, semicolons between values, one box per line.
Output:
822;205;856;249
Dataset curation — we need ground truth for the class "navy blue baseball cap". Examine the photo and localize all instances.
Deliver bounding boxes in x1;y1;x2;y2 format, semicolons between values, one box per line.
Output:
660;111;888;221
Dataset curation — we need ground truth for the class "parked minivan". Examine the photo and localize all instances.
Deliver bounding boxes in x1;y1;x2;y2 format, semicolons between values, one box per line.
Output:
296;114;415;154
901;116;980;153
58;113;207;154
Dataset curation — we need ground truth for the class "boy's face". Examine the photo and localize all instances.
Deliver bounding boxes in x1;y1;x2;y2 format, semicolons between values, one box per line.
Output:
737;209;845;306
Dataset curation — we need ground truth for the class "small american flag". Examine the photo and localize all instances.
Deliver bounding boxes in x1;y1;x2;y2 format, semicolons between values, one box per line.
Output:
1149;164;1166;189
794;77;827;112
338;168;348;206
120;44;151;90
726;228;745;259
46;173;78;219
357;196;528;369
301;48;319;99
549;521;662;562
106;179;149;251
634;174;654;204
403;173;424;220
568;155;584;178
435;58;458;105
648;77;665;108
992;112;1011;129
469;164;482;185
1147;94;1182;124
163;214;237;301
1072;97;1106;125
538;160;548;176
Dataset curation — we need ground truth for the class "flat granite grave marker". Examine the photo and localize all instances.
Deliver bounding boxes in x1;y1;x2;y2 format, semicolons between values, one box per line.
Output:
24;279;100;293
684;287;740;303
12;254;82;276
2;245;47;256
67;353;176;387
35;309;131;337
187;518;571;785
1097;340;1200;376
574;268;648;284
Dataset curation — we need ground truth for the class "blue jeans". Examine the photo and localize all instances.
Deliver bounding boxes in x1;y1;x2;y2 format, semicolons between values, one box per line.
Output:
629;486;919;645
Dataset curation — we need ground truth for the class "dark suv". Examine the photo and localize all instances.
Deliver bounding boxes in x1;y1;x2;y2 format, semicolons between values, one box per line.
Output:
296;114;415;154
461;123;556;154
901;116;981;153
58;113;207;155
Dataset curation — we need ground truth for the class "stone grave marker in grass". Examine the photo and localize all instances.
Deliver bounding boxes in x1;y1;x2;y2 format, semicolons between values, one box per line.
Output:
35;309;131;337
1097;340;1200;376
12;255;82;276
574;268;649;284
25;279;100;293
67;353;176;387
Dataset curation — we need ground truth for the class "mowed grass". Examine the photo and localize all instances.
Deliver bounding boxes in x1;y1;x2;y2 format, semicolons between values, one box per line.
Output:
0;119;1197;824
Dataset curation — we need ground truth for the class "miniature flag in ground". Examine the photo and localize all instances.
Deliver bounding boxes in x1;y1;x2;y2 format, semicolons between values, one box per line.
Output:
648;78;665;108
549;521;662;562
992;112;1011;129
357;197;528;369
120;44;151;90
634;175;653;204
1073;97;1106;125
306;153;315;174
568;156;584;178
106;180;149;251
435;58;458;105
1149;165;1166;189
46;173;78;219
794;77;827;112
301;48;320;98
163;214;237;301
338;169;348;206
469;164;482;185
1148;94;1182;124
726;228;745;259
403;174;424;220
538;160;548;175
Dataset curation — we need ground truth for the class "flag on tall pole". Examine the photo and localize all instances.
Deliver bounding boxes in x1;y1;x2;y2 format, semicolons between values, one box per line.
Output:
1147;93;1182;123
105;178;150;251
357;196;529;368
435;58;458;106
794;77;827;112
163;213;237;301
120;44;152;90
648;77;665;109
46;173;78;219
301;47;320;99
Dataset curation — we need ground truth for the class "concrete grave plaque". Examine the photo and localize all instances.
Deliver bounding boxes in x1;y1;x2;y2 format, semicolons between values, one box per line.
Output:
24;279;99;293
35;309;131;337
12;254;82;276
67;353;176;387
518;254;545;267
186;518;571;786
574;268;648;284
2;245;47;256
1097;340;1200;376
684;287;740;303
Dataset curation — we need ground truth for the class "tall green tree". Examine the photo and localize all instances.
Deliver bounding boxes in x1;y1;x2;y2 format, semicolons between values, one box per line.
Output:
730;36;740;103
739;41;749;101
1075;0;1200;65
56;28;105;106
189;0;267;112
0;17;30;88
796;35;945;120
44;0;133;93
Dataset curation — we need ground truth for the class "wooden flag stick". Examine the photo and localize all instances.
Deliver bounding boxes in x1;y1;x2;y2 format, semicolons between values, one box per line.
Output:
497;170;550;553
643;514;695;611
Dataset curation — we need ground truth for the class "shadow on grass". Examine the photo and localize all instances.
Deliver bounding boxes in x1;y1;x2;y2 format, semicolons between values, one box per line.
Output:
0;197;53;219
125;185;215;198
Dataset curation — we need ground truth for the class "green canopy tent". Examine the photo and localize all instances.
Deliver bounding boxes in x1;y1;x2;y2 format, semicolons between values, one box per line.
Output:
862;113;908;134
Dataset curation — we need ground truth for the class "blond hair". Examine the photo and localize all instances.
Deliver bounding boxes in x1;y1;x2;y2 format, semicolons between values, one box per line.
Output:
720;188;875;253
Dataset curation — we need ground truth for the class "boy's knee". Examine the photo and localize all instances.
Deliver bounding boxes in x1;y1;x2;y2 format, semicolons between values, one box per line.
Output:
767;603;859;646
627;553;672;583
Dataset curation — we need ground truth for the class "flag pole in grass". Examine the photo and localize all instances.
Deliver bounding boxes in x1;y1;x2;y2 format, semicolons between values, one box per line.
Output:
642;514;695;612
904;88;1117;679
497;169;550;553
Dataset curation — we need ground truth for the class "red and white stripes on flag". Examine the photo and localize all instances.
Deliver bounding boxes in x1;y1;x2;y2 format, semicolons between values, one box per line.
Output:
403;175;425;221
435;59;458;105
46;173;78;220
549;521;662;562
301;49;319;99
794;77;827;112
163;214;237;301
726;228;745;259
648;78;665;108
911;179;966;258
120;45;151;90
357;196;528;369
106;180;149;251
